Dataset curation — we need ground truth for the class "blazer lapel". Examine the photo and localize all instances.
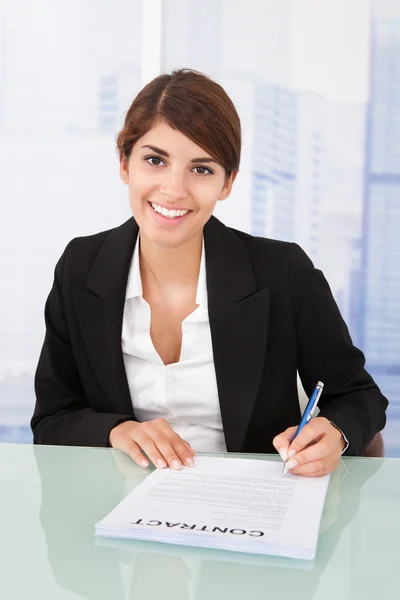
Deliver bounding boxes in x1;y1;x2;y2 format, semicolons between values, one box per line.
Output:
73;215;270;450
73;218;139;416
204;218;270;451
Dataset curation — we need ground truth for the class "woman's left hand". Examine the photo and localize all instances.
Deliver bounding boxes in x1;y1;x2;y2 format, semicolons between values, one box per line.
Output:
272;416;347;477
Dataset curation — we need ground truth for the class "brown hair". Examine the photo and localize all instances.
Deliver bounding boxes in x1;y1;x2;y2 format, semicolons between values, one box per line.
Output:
116;68;241;178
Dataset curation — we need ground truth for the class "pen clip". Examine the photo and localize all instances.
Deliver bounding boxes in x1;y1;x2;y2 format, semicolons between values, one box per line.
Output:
306;383;324;421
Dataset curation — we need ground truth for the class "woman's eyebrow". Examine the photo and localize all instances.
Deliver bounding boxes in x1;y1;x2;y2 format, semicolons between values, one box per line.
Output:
141;144;218;164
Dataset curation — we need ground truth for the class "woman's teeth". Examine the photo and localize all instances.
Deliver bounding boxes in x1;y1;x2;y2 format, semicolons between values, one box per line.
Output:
150;202;191;219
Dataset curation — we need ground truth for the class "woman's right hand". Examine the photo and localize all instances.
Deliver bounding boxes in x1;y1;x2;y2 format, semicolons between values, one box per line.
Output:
109;418;196;470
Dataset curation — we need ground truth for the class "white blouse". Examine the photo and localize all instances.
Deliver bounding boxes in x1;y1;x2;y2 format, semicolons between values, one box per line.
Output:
121;233;227;453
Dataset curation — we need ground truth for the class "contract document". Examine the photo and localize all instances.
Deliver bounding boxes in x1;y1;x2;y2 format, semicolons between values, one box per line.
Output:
95;456;330;560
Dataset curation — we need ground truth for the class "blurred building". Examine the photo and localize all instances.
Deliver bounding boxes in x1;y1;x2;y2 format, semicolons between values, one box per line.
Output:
250;86;323;262
347;238;364;349
0;0;141;439
361;14;400;365
251;85;297;242
360;2;400;454
161;0;291;86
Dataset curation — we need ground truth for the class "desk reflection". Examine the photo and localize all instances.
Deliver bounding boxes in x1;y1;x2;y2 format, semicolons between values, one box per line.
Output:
34;448;383;600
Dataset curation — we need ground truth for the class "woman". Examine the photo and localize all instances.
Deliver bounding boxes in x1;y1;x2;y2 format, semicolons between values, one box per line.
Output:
31;68;388;477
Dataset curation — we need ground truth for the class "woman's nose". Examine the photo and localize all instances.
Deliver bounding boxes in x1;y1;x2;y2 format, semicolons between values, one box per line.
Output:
159;173;188;201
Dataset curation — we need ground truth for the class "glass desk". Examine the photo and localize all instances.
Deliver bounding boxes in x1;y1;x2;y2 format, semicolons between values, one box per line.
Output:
0;443;398;600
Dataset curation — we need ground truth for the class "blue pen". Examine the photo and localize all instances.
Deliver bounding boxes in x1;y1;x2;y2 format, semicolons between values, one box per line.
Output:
282;381;324;476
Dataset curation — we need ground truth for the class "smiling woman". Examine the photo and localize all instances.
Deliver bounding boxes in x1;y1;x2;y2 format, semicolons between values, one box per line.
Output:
31;69;388;478
119;120;235;245
116;69;240;259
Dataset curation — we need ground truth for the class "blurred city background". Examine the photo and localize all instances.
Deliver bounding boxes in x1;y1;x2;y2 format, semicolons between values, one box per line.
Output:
0;0;399;455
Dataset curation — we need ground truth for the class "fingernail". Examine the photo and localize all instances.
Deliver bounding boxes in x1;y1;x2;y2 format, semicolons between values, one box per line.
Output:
185;457;194;467
157;458;167;469
185;441;195;455
279;448;288;462
286;459;298;471
171;459;182;470
287;449;296;459
140;459;149;468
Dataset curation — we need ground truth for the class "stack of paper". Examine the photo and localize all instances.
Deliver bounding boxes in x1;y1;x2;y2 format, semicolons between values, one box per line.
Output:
95;456;330;560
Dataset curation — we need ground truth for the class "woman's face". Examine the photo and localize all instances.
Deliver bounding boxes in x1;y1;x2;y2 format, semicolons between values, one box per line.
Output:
120;120;236;249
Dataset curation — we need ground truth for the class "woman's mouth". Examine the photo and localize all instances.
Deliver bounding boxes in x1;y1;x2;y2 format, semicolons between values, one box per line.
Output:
148;201;193;224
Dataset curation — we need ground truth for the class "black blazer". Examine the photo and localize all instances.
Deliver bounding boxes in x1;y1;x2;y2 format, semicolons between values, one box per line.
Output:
31;215;388;455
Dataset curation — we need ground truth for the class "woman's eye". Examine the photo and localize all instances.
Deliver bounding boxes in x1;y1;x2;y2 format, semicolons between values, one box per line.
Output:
193;166;212;175
145;156;164;166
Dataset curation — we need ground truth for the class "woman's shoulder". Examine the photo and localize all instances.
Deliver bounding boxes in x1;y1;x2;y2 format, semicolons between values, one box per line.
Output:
67;218;133;252
228;225;292;250
55;218;136;284
226;224;314;271
224;225;328;308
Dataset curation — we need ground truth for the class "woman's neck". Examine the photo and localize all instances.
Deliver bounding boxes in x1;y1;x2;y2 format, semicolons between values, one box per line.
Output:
138;232;203;297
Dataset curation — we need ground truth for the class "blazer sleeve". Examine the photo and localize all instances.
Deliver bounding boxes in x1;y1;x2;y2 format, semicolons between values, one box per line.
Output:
288;243;388;456
31;242;133;447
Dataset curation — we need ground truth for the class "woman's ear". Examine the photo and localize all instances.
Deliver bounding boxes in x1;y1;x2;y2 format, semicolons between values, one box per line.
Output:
219;170;238;200
119;156;129;184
